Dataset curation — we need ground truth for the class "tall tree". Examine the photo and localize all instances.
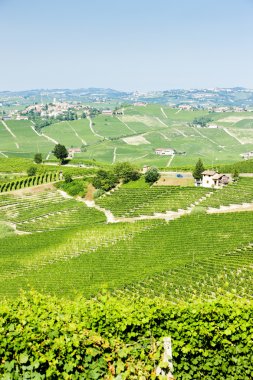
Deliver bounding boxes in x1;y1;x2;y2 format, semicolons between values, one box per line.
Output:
52;144;68;164
34;153;42;164
192;159;205;180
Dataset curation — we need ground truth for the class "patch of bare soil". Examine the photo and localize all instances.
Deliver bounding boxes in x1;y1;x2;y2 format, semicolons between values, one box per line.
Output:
8;183;56;197
154;176;194;186
85;183;96;201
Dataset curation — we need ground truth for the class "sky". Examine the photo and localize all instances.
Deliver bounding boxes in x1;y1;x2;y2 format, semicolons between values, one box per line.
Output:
0;0;253;91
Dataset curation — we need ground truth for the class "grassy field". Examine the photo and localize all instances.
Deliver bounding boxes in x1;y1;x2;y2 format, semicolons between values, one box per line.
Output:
1;105;253;166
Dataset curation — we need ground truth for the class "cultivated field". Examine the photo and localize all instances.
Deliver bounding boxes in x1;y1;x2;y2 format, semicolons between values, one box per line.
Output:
1;105;253;166
1;176;253;301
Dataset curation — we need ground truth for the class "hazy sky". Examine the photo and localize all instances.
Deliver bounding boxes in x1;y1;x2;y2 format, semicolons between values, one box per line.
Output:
1;0;253;91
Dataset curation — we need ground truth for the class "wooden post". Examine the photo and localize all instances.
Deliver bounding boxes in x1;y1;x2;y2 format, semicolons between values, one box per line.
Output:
156;337;174;379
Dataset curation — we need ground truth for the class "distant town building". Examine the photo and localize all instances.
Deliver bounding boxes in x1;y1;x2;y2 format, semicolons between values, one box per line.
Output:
178;104;192;111
16;115;28;120
155;148;175;156
201;170;230;189
102;110;113;116
134;102;147;107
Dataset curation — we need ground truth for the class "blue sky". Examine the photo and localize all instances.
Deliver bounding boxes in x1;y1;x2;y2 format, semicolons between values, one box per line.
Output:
1;0;253;91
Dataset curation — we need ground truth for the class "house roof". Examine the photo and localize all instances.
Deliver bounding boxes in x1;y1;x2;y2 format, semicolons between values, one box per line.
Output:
202;170;216;176
212;173;225;180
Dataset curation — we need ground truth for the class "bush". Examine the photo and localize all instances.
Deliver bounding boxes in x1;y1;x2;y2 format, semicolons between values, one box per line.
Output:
27;166;37;177
56;179;87;197
114;162;140;183
64;173;73;183
92;170;117;191
145;167;160;184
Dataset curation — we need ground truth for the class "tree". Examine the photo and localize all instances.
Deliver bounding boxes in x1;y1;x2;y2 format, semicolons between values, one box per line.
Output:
232;168;239;181
192;159;205;180
34;153;43;164
27;166;37;177
92;170;117;191
193;116;213;128
145;168;160;184
113;162;140;183
52;144;68;164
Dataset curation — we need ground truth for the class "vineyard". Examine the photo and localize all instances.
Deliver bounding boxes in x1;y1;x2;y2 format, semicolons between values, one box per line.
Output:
1;166;253;378
95;186;210;217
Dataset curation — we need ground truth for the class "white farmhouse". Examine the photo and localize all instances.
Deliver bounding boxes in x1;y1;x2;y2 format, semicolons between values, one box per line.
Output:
202;170;230;189
240;151;253;160
155;148;175;156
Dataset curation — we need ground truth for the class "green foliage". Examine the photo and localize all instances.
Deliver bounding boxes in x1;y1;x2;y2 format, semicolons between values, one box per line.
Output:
93;188;105;199
218;159;253;174
1;292;253;379
193;116;213;127
52;144;68;163
92;170;117;191
192;158;205;180
145;168;160;184
64;173;73;183
34;153;43;164
56;179;87;197
27;166;37;177
232;168;239;180
113;162;140;184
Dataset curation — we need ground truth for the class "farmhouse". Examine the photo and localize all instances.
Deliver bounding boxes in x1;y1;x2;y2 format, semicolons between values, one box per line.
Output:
102;110;113;116
201;170;230;189
68;148;81;158
207;124;219;129
155;148;175;156
240;151;253;160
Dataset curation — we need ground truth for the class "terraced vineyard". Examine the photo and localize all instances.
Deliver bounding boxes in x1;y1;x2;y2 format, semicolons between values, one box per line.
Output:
96;186;210;217
1;184;253;301
0;189;106;232
201;177;253;208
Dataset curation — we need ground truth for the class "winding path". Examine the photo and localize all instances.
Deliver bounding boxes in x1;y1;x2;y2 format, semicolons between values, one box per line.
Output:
87;116;107;140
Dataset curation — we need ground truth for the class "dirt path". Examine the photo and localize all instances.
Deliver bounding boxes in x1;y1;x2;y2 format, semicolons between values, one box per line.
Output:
112;147;117;164
193;126;220;146
87;116;107;140
1;120;16;138
116;117;136;133
67;121;87;145
207;203;253;214
222;127;244;145
160;107;168;119
156;117;169;128
166;155;175;167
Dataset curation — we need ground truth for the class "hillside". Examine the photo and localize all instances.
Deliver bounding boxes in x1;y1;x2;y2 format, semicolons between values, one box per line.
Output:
1;105;253;167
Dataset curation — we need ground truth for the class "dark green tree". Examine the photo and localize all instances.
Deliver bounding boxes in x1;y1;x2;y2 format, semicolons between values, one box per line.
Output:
34;153;43;164
145;168;160;184
114;162;140;183
193;116;213;128
52;144;68;164
192;159;205;180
